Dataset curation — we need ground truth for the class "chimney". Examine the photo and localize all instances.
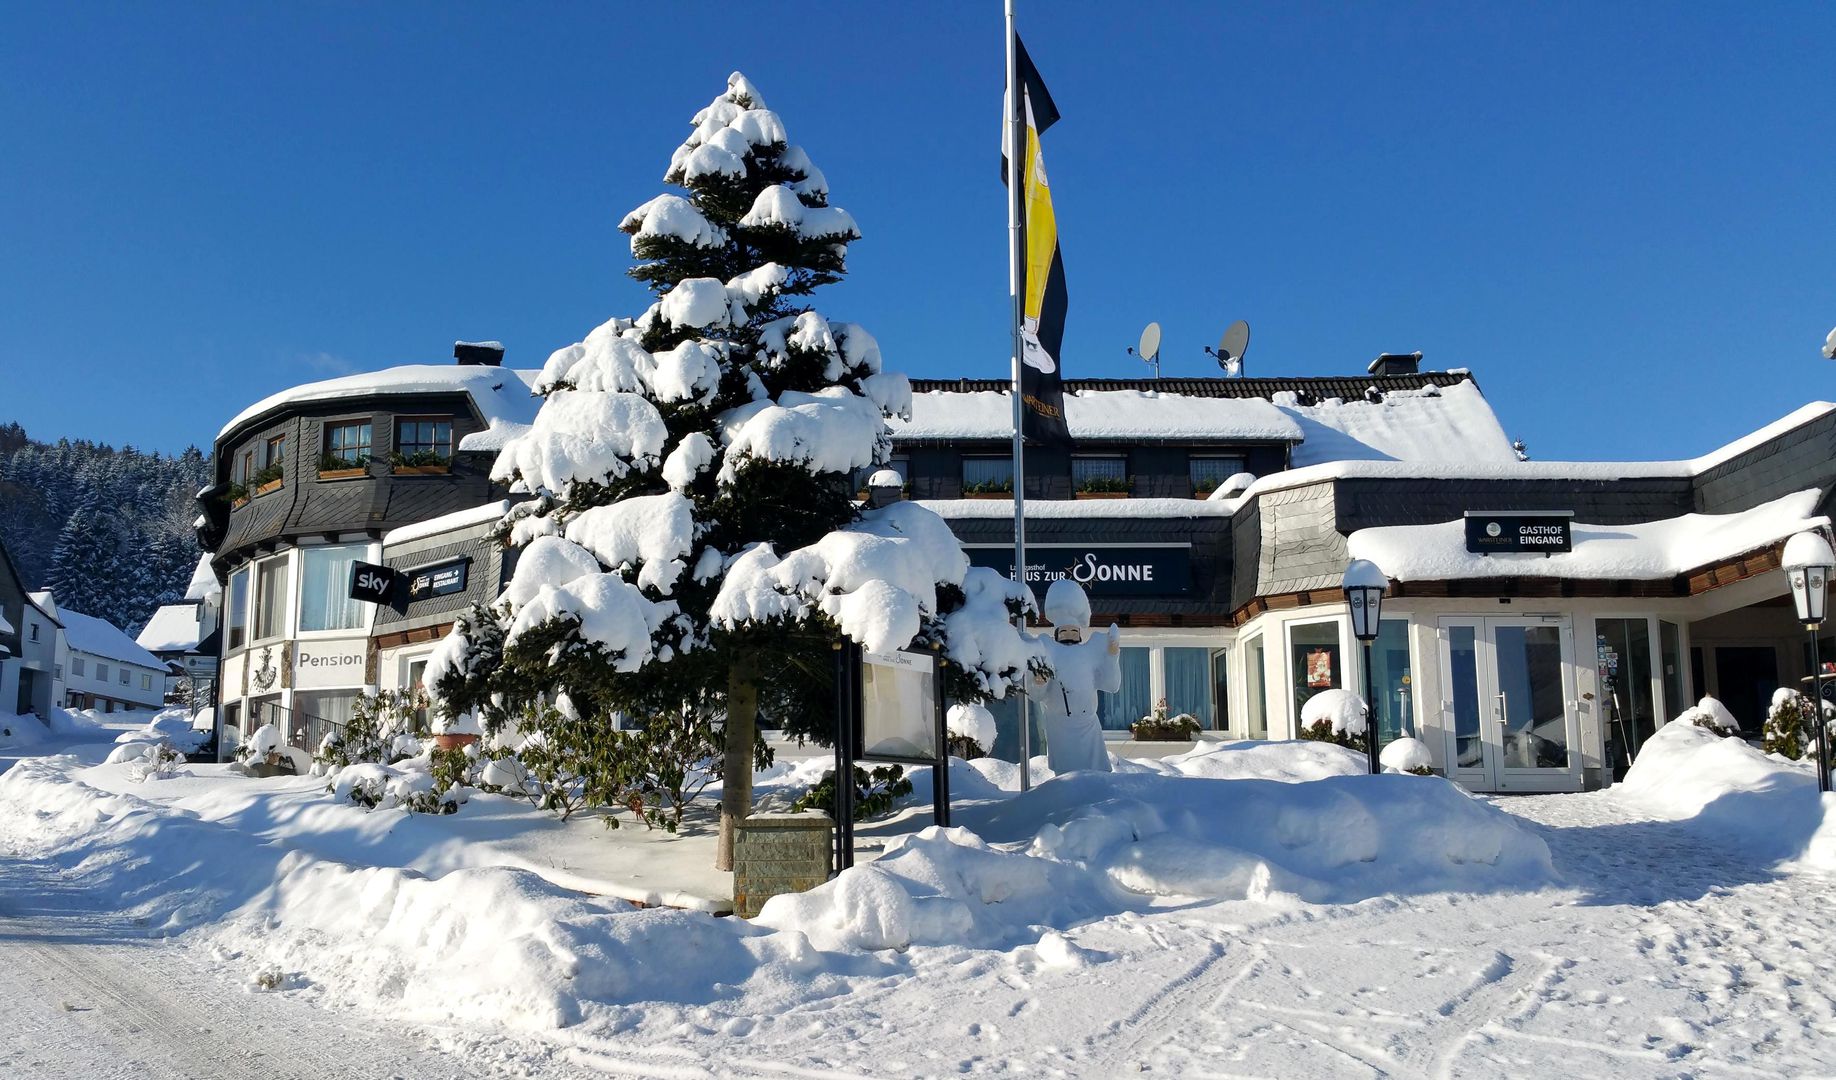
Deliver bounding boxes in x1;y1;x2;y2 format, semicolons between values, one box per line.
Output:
454;340;505;367
1367;351;1422;377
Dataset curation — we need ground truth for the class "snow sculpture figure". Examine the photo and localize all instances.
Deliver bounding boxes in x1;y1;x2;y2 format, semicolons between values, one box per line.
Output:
1034;579;1120;774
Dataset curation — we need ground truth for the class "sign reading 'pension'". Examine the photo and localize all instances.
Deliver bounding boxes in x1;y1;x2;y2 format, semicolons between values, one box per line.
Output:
965;544;1191;596
1463;511;1574;554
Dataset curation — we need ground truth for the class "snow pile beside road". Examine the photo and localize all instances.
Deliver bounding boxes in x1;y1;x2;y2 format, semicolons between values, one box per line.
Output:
1619;720;1836;867
758;771;1553;951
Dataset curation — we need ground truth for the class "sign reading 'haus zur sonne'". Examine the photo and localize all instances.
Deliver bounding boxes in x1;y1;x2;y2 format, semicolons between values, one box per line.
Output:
965;544;1191;597
1463;511;1574;554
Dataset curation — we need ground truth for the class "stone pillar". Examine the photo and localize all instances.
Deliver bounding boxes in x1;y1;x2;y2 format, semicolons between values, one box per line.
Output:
733;811;834;918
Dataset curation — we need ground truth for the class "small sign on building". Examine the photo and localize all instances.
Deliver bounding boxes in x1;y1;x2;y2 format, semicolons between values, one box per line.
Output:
405;557;470;602
349;561;400;604
1463;510;1574;555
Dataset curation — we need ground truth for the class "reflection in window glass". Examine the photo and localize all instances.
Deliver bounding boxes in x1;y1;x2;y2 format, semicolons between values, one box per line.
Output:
1370;619;1413;744
1189;456;1247;494
1597;618;1654;761
1449;626;1482;767
1164;647;1213;729
1497;624;1568;768
962;458;1014;491
1210;648;1231;735
1096;647;1152;731
1290;620;1343;728
1659;621;1686;723
1245;636;1267;739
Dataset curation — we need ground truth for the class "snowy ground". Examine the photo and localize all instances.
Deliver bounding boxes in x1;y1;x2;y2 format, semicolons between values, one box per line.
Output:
4;724;1835;1078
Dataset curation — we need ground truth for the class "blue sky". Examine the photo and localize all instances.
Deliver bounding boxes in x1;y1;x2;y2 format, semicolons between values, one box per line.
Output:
3;2;1831;460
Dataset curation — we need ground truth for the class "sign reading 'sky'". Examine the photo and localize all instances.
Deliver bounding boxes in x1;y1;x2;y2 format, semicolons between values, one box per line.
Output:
1004;35;1071;448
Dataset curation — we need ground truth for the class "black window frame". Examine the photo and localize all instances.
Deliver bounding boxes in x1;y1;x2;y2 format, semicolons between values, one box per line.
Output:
321;419;374;472
394;416;454;467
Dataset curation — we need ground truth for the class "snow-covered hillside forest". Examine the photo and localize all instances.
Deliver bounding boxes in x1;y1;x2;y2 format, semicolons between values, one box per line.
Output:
0;422;210;629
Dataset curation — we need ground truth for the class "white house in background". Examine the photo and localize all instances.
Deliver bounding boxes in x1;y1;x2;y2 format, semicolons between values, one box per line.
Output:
136;556;224;704
61;608;167;713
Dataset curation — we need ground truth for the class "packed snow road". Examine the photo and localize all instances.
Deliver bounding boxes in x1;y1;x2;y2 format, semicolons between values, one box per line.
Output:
0;854;485;1079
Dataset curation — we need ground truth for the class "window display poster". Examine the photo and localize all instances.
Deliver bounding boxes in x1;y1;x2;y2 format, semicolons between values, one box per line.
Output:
1306;648;1334;689
859;649;938;761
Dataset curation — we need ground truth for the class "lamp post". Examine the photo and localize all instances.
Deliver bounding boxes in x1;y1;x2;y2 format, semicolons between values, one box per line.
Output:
1784;531;1835;794
1344;559;1389;775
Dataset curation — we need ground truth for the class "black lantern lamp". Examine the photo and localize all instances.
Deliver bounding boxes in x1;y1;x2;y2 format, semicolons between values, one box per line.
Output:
1785;531;1835;793
1343;558;1389;775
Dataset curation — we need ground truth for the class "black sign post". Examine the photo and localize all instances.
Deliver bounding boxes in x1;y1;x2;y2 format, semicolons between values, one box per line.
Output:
1463;511;1574;555
831;640;951;874
349;561;401;605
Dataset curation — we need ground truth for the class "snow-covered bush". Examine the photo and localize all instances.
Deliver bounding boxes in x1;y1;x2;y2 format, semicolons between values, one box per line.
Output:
1763;688;1833;760
1129;698;1201;742
1678;694;1741;738
313;689;430;771
1298;689;1370;754
945;702;996;759
792;764;913;822
234;723;305;775
329;746;474;815
1379;736;1434;775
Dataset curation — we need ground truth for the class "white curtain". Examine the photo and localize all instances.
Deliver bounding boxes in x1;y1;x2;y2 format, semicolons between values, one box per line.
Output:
300;546;365;631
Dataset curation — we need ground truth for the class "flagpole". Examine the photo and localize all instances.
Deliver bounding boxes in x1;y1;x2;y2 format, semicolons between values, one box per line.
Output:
1005;0;1031;792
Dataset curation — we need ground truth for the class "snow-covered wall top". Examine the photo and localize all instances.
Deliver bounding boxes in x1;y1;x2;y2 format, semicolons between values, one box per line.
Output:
219;365;544;441
1346;488;1830;583
382;500;512;548
892;389;1305;442
919;497;1237;520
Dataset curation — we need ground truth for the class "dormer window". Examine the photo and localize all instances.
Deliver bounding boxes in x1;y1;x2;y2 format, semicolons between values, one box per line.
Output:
321;421;372;473
394;417;452;469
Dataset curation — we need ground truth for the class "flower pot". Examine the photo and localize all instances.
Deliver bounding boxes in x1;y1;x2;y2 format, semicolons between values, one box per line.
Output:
1075;492;1130;500
433;732;479;750
393;464;451;476
317;467;367;481
231;497;250;510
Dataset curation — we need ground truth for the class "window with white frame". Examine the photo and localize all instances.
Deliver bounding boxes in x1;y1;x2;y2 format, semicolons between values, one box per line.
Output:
95;662;108;682
119;668;129;686
1244;635;1269;739
72;656;85;677
227;568;249;650
140;674;152;690
254;557;289;641
299;544;367;632
1289;618;1346;730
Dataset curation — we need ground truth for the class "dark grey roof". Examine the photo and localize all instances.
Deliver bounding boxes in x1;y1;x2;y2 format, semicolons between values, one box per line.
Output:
910;371;1476;408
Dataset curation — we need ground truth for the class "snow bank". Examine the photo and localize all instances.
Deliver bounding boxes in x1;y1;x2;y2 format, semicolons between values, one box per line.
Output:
1620;721;1836;868
759;770;1553;951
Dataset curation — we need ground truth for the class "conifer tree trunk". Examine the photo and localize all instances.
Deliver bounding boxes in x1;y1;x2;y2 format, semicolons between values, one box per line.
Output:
717;651;760;872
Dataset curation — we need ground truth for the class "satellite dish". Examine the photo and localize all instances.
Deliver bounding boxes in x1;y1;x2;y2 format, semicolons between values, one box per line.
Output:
1207;319;1250;377
1138;322;1162;362
1126;320;1165;378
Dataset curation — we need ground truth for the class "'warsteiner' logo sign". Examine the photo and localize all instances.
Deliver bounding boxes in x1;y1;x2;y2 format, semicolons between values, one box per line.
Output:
1463;511;1574;554
349;561;400;604
966;544;1191;597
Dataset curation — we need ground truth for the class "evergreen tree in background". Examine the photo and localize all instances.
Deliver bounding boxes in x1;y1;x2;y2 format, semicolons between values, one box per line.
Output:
0;425;210;631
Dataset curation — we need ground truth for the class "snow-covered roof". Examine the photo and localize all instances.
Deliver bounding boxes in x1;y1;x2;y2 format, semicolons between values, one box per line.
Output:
136;603;203;654
184;554;221;602
382;500;511;548
26;590;62;627
1347;489;1831;583
893;389;1304;443
1278;380;1517;467
61;609;165;669
219;364;544;440
1239;401;1836;501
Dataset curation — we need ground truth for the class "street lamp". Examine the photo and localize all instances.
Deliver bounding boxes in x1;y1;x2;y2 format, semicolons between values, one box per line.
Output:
1784;531;1835;793
1344;558;1389;775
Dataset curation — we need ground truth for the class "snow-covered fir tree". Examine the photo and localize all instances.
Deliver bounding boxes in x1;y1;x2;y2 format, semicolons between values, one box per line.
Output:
430;73;1041;868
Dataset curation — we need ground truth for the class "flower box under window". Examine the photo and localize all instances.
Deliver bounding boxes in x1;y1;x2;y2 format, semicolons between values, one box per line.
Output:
390;449;451;475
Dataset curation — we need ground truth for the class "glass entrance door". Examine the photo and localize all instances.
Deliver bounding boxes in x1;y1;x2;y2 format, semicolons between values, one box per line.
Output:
1438;617;1580;792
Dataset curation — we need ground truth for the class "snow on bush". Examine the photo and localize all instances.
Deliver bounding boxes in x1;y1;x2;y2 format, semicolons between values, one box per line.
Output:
1125;739;1366;783
945;703;996;759
1678;694;1741;737
1762;688;1833;760
1379;736;1435;775
760;771;1553;952
1298;689;1369;752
